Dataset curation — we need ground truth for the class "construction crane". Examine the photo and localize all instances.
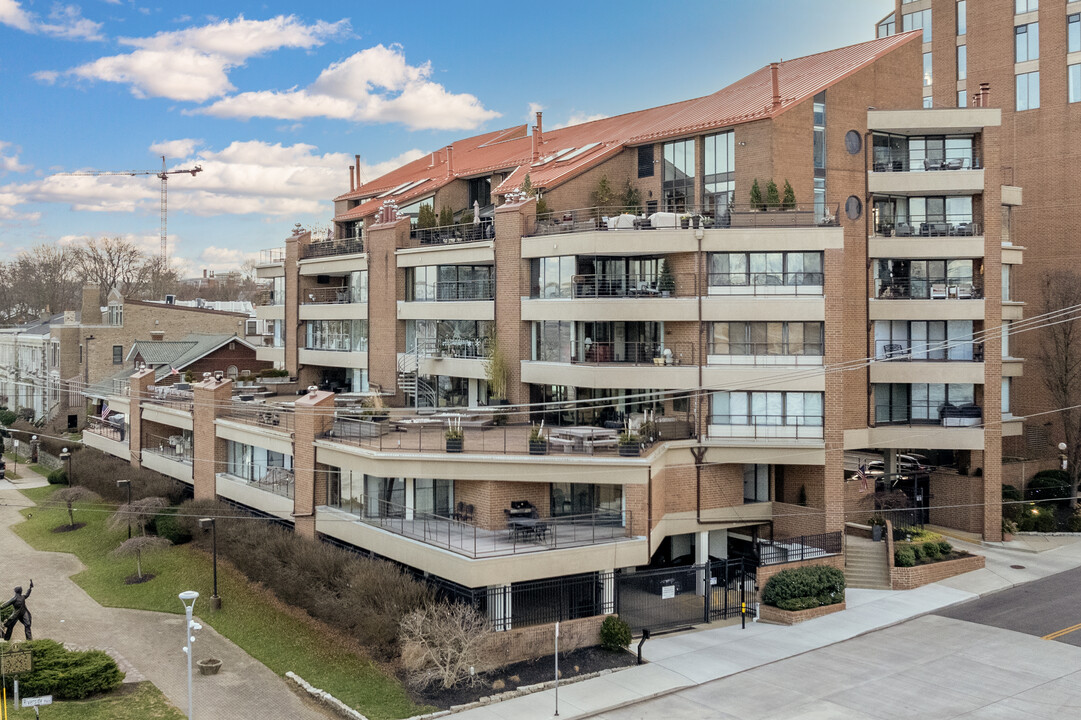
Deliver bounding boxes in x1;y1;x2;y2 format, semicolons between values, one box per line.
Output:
54;156;203;265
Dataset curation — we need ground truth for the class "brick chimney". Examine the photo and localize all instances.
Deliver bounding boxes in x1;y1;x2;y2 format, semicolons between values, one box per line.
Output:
532;111;544;162
349;165;355;192
446;145;454;177
355;154;361;189
770;62;781;111
979;82;990;108
81;284;101;325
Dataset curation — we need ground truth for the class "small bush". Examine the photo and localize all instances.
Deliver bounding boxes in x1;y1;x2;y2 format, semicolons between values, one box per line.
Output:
761;565;845;610
937;540;953;556
153;509;191;544
68;448;185;504
910;543;924;561
895;546;916;567
599;615;632;651
1067;514;1081;533
1002;485;1023;521
399;603;491;690
46;469;67;485
921;541;941;560
1027;472;1070;503
12;639;124;699
0;409;17;427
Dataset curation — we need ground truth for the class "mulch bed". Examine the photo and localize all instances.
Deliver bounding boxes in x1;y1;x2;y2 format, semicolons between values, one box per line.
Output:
912;550;971;566
124;573;156;585
408;646;636;709
51;523;86;533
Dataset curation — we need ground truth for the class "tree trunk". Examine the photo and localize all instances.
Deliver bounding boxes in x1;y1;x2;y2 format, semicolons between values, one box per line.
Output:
136;553;143;579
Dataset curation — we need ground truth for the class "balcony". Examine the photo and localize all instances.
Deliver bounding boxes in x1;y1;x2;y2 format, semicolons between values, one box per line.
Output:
869;157;985;196
300;236;364;260
707;271;823;297
408;278;495;302
85;417;124;442
256;247;285;265
143;386;194;412
322;416;693;456
526;204;839;238
874;402;983;427
565;272;697;299
332;498;634;559
83;417;128;459
874;276;982;300
255;288;285;307
301;286;366;305
220;403;295;433
142;433;193;464
400;221;493;249
220;466;294;500
707;415;824;441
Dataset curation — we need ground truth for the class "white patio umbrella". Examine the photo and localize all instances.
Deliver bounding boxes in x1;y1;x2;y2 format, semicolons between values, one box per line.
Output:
473;200;480;225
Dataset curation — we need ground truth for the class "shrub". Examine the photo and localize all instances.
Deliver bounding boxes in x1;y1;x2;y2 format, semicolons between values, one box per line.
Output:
1002;485;1024;521
12;639;124;700
153;509;191;544
937;540;953;556
46;469;67;485
177;498;431;659
910;543;924;561
894;546;916;567
1027;471;1070;503
399;603;491;689
921;541;941;561
761;565;845;610
68;448;185;504
0;409;16;427
1067;514;1081;533
599;615;632;651
1018;504;1058;532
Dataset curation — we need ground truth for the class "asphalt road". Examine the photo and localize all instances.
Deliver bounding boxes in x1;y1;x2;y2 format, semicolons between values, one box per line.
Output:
936;563;1081;645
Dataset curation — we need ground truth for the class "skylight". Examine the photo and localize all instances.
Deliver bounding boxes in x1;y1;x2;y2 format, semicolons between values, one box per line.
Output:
531;147;576;167
393;179;429;195
377;181;413;198
557;143;601;162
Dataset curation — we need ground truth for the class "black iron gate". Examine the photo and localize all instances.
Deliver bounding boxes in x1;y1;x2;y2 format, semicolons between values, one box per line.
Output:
615;558;756;633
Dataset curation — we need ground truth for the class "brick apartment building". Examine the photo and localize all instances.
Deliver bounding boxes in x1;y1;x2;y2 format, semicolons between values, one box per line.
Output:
878;0;1077;458
83;34;1021;629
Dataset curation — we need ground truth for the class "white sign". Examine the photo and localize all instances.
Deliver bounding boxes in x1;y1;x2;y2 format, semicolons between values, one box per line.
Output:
22;696;52;707
661;585;676;599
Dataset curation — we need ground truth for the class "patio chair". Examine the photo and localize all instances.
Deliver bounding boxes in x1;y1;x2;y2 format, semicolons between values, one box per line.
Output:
895;223;914;237
931;284;948;300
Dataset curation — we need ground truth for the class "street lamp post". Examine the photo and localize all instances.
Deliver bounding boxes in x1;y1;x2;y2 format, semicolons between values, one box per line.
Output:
30;435;38;464
59;446;71;485
179;590;201;720
198;518;221;610
117;480;132;538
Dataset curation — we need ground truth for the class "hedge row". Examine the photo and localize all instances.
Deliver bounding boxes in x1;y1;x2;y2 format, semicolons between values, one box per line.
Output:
177;499;431;659
8;639;124;699
894;540;953;567
761;565;845;612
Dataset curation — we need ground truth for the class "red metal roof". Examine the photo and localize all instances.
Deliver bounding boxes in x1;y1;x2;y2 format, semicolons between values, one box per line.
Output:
335;33;920;222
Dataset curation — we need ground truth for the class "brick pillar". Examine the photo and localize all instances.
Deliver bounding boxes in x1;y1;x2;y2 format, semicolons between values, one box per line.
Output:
367;216;410;398
822;246;846;532
493;198;535;416
284;233;304;378
192;376;233;500
128;368;156;469
293;387;335;538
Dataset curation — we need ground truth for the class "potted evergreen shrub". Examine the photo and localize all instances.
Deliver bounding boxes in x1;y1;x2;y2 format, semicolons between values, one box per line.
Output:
679;215;691;229
618;431;640;457
750;179;764;211
782;179;796;210
765;180;781;210
445;419;464;453
658;259;676;297
528;423;548;455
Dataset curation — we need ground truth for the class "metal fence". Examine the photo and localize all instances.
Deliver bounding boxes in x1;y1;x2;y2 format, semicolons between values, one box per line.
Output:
755;531;843;566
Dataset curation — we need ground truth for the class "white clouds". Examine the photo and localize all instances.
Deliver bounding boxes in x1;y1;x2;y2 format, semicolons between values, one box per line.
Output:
149;138;203;158
48;14;349;101
0;140;425;222
527;102;545;121
550;112;609;130
0;142;29;174
1;1;103;40
197;245;257;273
196;43;501;131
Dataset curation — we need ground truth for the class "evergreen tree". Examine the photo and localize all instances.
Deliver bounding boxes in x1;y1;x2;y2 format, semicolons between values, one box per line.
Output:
750;179;763;210
782;180;796;210
765;180;780;208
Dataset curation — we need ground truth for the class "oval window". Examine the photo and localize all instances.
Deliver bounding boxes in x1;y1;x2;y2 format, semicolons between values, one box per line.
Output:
844;130;862;155
845;195;863;221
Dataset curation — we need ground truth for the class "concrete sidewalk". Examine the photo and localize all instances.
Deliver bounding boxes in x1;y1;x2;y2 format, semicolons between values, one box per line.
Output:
450;535;1081;720
0;476;333;719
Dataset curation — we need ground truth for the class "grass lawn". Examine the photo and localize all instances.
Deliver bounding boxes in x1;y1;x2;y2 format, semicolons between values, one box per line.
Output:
2;682;183;719
14;486;430;720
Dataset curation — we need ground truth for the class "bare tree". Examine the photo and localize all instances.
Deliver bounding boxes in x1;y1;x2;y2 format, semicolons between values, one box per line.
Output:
1039;270;1081;509
112;536;171;580
107;496;168;536
48;487;102;529
10;244;80;319
72;237;155;304
399;603;492;689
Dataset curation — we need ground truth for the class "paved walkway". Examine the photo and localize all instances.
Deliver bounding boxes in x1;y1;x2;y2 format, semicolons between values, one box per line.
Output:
0;469;332;719
451;534;1081;720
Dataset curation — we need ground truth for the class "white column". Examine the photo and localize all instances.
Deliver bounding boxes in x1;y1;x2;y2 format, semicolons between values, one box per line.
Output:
696;530;710;596
708;529;728;559
487;584;512;632
601;570;615;614
404;478;415;520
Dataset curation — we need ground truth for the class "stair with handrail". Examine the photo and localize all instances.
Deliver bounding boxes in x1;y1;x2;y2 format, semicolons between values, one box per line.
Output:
397;341;437;408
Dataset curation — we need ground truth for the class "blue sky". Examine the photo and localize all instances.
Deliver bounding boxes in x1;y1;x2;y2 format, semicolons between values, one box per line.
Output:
0;0;892;276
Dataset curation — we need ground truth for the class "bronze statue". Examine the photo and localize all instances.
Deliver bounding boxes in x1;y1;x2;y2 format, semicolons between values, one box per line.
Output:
1;581;33;641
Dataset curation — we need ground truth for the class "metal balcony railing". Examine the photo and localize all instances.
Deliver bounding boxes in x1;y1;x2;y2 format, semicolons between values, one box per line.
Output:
410;221;493;247
301;286;366;304
527;203;840;237
408;279;495;302
142;386;193;412
85;417;124;442
708;414;824;440
874;340;984;362
707;271;824;296
220;403;295;432
221;466;294;499
537;341;695;366
874;276;982;300
257;247;286;264
142;433;193;464
300;237;364;260
874;215;981;238
874;403;983;427
708;341;824;362
872;155;981;173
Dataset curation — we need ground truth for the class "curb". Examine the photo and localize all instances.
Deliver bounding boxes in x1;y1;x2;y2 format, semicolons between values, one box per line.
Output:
286;671;370;720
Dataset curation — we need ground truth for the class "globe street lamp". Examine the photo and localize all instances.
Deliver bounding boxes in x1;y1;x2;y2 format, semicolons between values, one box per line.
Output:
198;518;221;610
59;446;71;485
179;590;201;720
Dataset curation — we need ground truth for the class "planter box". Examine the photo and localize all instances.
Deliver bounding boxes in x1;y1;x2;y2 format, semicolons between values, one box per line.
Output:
529;441;548;455
446;438;464;453
618;444;640;457
759;600;846;626
891;553;984;590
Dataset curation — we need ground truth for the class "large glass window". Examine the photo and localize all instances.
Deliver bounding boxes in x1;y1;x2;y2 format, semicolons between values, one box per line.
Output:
813;94;826;170
305;320;368;352
662;139;695;211
1070;14;1080;53
364;475;405;518
874;258;980;299
711;322;823;357
708;252;823;288
744;465;770;503
414;478;453;517
408;265;494;301
349;270;368;303
874;320;974;361
878;12;895;38
551;483;623;521
1015;23;1039;62
1017;71;1040;111
406;319;491;358
530;256;576;298
534;321;573;362
958;91;968;108
703;131;734;220
226;441;293;481
1070;64;1081;104
1002;378;1012;415
637;145;654;178
957;1;966;35
957;45;967;81
923;52;933;87
903;9;932;41
1015;0;1037;14
467;176;491;209
710;391;823;426
270;276;285;305
874;383;976;424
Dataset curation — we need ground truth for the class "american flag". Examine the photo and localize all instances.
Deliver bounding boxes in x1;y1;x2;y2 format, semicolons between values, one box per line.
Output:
170;366;180;376
101;403;111;421
856;462;869;493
